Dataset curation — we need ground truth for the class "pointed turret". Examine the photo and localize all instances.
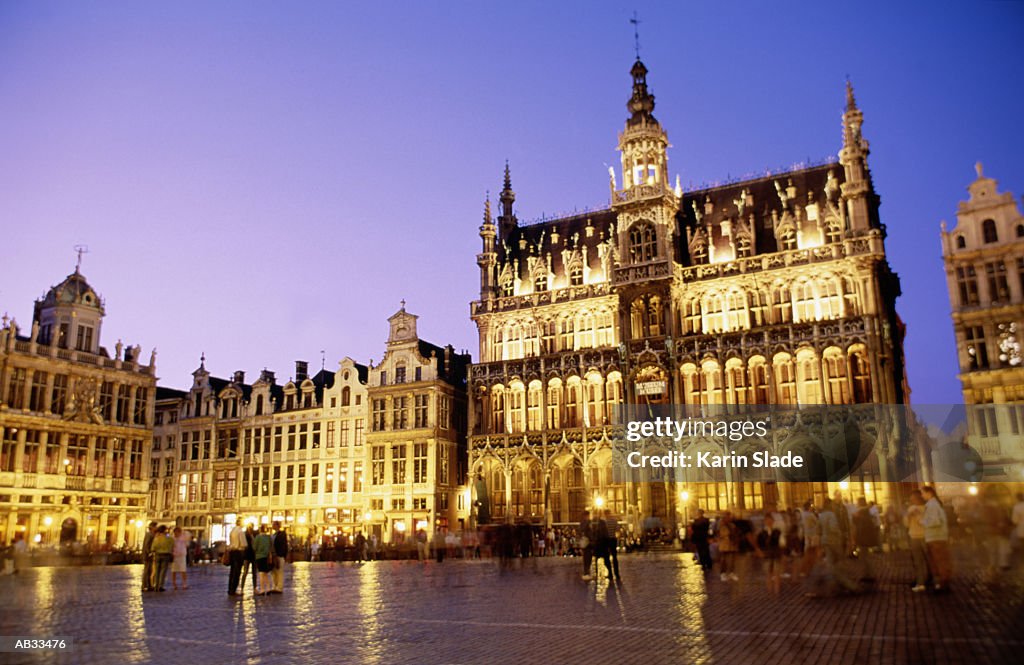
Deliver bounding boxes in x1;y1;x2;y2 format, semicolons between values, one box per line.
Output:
497;161;517;238
477;192;498;300
839;79;876;231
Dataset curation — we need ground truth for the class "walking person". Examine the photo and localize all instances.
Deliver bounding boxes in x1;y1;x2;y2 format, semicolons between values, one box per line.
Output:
905;490;929;592
579;510;594;580
227;519;247;597
852;498;879;582
921;485;952;592
354;531;367;563
141;521;157;592
593;513;613;580
800;502;820;578
717;512;738;582
758;513;783;594
151;525;174;592
603;510;621;580
808;499;858;596
270;521;288;594
171;527;190;590
253;525;273;595
691;510;713;572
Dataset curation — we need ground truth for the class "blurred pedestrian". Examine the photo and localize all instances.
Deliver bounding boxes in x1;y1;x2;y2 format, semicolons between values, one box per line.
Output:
141;521;157;592
253;525;273;595
151;525;174;592
717;512;738;582
758;512;783;594
603;510;621;580
691;510;712;572
579;510;594;580
240;525;257;594
905;490;929;592
227;519;247;597
921;485;951;592
171;527;190;590
354;531;367;563
800;502;820;577
852;498;879;582
270;521;288;594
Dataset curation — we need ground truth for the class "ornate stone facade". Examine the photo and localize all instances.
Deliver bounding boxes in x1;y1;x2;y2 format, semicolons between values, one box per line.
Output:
0;268;157;548
469;59;911;529
941;164;1024;482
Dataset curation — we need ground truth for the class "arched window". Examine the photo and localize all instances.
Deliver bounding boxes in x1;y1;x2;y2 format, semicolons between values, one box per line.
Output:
956;235;966;249
749;357;770;404
534;272;547;292
527;382;543;431
822;348;849;404
569;263;584;286
508;382;525;434
647;297;663;337
630;299;646;339
501;277;514;297
1017;225;1024;238
629;222;657;263
850;349;872;403
255;394;264;416
773;353;797;405
983;219;998;243
491;387;506;434
546;380;562;429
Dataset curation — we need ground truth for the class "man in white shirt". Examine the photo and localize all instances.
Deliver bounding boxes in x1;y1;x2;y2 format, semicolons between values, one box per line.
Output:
227;519;247;597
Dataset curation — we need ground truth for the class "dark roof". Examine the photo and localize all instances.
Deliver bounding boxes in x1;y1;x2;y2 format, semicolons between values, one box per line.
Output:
156;386;188;401
417;340;471;388
498;208;617;284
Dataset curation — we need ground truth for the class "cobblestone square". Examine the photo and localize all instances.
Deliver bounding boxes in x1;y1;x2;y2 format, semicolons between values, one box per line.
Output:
1;549;1022;665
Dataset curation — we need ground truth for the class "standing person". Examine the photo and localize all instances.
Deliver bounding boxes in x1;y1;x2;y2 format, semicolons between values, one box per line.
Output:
354;531;367;563
921;485;951;592
758;513;783;594
416;527;429;562
270;521;288;594
603;510;621;580
240;525;257;595
800;502;820;577
852;498;879;582
691;510;712;572
1012;493;1024;563
833;491;852;555
11;532;28;575
151;526;174;592
141;521;157;592
884;503;904;551
226;519;247;597
809;499;858;596
253;525;273;595
579;510;594;580
433;528;446;563
171;527;190;590
905;490;929;592
981;495;1012;576
593;514;612;579
716;512;738;582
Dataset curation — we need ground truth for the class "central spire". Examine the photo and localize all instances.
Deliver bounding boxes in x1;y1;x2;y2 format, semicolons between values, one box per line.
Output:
627;58;657;127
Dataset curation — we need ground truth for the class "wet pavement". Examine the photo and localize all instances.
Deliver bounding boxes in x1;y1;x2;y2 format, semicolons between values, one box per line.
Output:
0;549;1022;664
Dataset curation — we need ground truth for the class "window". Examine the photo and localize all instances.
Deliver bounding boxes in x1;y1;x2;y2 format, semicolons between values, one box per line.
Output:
341;386;350;406
379;371;387;386
534;273;547;292
629;222;657;262
392;444;407;484
395;366;406;384
311;422;321;449
982;219;998;243
116;385;131;423
51;375;68;415
414;394;429;428
354;461;363;492
134;387;148;425
65;434;89;475
1;427;18;473
355;419;364;446
997;321;1021;367
393;397;408;430
372;399;386;431
414;442;427;483
956;235;966;249
99;382;114;421
340;420;349;446
22;430;40;473
29;371;46;412
966;326;989;370
75;325;93;352
956;265;980;306
439;396;450;429
438;443;449;486
6;368;26;409
371;446;385;485
569;264;584;286
412;497;427;510
415;367;422;382
986;262;1010;303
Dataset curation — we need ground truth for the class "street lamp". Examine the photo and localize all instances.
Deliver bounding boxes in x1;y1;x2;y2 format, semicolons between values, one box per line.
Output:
594;496;605;509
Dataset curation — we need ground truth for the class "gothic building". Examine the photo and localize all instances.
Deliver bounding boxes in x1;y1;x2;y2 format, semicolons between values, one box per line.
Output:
0;267;157;548
468;57;911;529
151;307;470;545
941;164;1024;483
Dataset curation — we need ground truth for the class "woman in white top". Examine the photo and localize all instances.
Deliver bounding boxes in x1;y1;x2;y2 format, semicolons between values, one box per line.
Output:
171;527;190;590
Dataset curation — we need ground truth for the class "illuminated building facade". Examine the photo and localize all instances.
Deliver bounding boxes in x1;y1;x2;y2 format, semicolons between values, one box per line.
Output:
941;165;1024;482
152;308;469;545
0;268;157;548
468;58;910;528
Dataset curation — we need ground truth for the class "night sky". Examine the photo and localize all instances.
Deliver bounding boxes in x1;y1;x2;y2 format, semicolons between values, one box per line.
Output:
1;1;1022;403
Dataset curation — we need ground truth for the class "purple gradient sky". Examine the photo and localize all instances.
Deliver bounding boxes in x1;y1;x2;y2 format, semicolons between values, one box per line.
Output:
1;2;1022;401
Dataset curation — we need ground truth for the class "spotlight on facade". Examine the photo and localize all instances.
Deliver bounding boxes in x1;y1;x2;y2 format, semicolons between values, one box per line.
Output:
135;520;144;528
43;516;53;527
864;482;872;493
680;491;690;502
33;534;42;543
839;481;849;491
298;515;307;524
594;496;605;509
968;484;979;496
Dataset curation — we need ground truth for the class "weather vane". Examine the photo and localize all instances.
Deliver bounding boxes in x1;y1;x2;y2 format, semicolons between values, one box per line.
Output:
630;11;641;60
74;244;89;273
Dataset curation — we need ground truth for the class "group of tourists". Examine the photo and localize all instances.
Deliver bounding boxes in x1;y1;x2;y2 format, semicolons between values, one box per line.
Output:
685;486;1024;597
225;519;289;597
140;522;193;592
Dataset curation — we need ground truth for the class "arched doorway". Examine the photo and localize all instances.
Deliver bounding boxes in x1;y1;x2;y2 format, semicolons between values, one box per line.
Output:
60;517;78;544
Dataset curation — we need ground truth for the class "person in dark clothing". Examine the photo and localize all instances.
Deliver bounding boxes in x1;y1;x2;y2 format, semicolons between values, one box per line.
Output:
691;510;712;571
603;510;620;580
354;531;367;563
270;521;288;594
852;497;880;581
141;521;157;592
579;510;594;580
593;515;614;579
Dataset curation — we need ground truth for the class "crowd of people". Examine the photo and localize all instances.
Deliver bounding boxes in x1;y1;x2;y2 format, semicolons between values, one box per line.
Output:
684;488;1024;597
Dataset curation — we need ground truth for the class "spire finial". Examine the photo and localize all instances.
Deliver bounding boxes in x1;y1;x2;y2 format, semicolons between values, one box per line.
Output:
630;11;642;60
845;77;857;112
484;191;492;224
975;161;984;179
400;298;406;311
503;161;512;191
73;244;89;274
200;352;206;369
